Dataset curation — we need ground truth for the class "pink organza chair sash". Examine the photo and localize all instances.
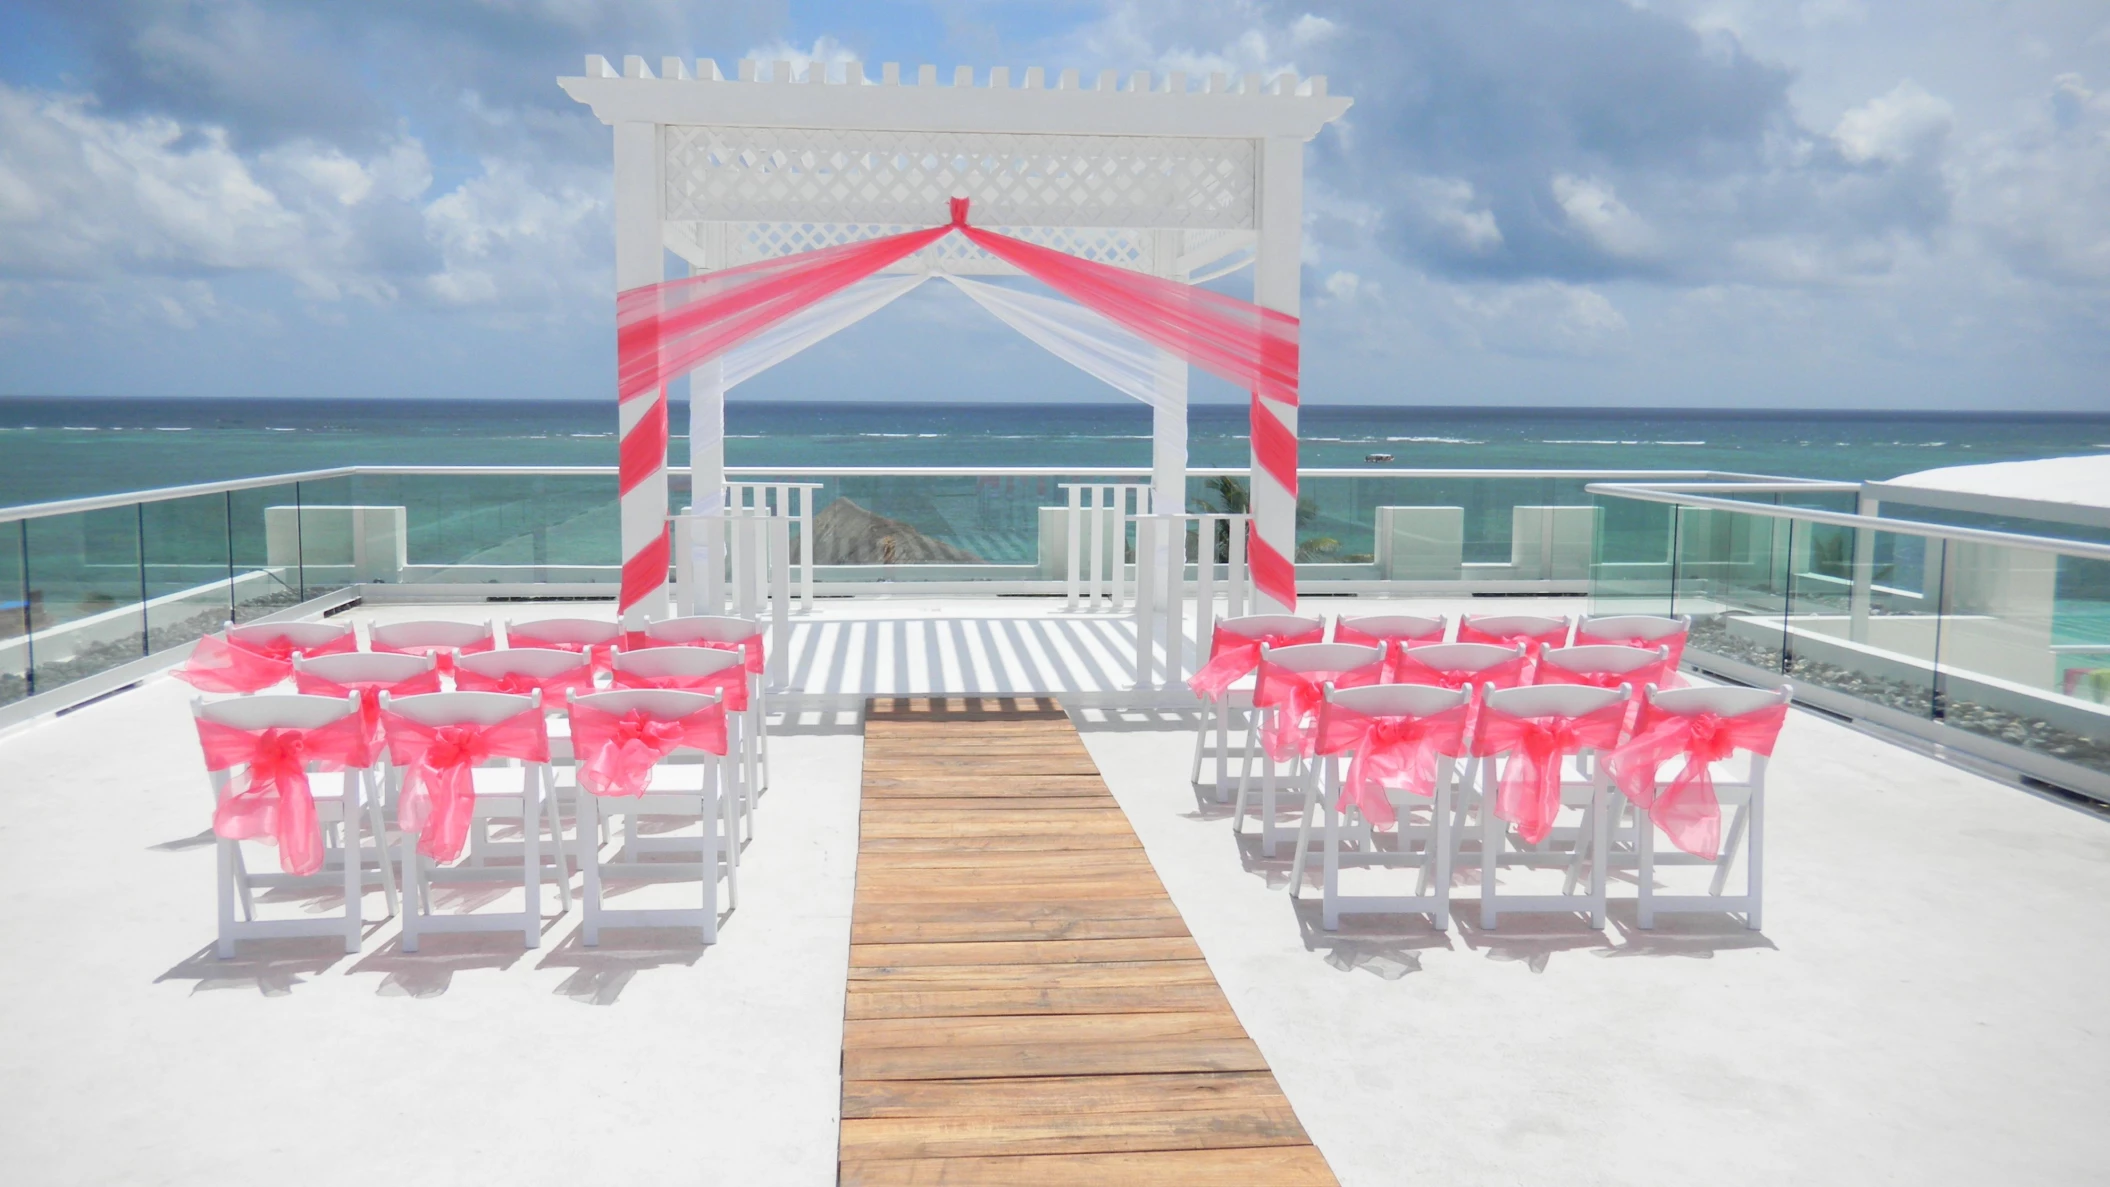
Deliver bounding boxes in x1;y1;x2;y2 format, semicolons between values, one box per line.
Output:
195;715;371;876
173;630;358;694
1314;701;1472;826
452;663;599;699
380;708;550;863
609;665;749;712
501;633;617;675
1576;627;1688;667
1606;703;1788;860
568;700;729;798
369;635;497;677
1390;649;1532;693
1457;622;1572;655
292;666;444;764
1470;700;1629;845
1253;657;1385;762
1187;624;1326;698
1535;655;1678;696
621;631;766;675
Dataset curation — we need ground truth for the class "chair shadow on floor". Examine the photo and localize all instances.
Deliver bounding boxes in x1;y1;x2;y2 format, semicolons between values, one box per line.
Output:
1289;897;1455;981
157;935;355;997
348;931;532;998
535;924;710;1006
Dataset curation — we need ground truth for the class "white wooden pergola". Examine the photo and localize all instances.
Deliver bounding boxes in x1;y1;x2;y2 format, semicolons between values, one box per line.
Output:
561;56;1351;624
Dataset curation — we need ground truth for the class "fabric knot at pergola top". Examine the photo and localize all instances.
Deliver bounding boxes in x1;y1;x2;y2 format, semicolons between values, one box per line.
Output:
612;198;1303;612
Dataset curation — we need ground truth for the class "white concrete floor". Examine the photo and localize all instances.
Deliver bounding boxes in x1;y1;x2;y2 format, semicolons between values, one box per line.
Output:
3;596;2107;1185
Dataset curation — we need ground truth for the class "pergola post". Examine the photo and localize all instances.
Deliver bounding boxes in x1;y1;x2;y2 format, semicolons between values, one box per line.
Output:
613;115;670;627
1251;135;1305;613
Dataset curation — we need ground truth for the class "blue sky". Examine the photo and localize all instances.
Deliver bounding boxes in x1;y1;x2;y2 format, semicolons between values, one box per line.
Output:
1;0;2106;410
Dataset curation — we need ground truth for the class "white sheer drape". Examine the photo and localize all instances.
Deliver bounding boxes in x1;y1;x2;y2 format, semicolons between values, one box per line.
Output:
721;272;930;389
940;274;1184;414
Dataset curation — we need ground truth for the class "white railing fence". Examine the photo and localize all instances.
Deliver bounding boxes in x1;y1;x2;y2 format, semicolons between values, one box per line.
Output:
671;509;792;689
1059;483;1153;611
1130;512;1253;691
722;482;821;613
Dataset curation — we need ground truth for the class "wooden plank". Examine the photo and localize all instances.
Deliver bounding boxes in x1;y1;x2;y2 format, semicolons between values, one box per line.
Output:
849;937;1205;966
840;1146;1338;1186
844;1037;1270;1082
844;981;1231;1020
843;697;1333;1185
842;1072;1293;1120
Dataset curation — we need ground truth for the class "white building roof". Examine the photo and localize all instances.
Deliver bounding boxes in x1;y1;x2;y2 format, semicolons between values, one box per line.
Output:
1865;453;2110;530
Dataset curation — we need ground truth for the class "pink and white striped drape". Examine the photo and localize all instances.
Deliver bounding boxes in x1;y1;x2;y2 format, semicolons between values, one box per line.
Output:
614;199;1302;613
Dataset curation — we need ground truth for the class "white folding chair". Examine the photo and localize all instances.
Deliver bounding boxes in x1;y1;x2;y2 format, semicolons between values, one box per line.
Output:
1470;683;1631;930
502;616;619;651
451;648;597;867
1577;614;1691;653
1293;683;1472;931
1233;641;1384;859
567;689;736;945
291;650;439;816
370;618;495;656
640;615;771;798
1459;613;1572;651
1628;685;1789;930
1187;613;1324;803
227;619;357;655
193;693;397;957
1333;612;1447;649
378;690;569;951
610;646;756;848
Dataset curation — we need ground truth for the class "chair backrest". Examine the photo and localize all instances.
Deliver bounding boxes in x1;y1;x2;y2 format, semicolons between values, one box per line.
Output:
611;646;745;680
1217;613;1323;639
1329;683;1471;718
227;621;354;651
1538;644;1669;677
371;619;493;650
503;617;618;647
455;648;593;681
1261;642;1384;675
294;651;435;685
1483;684;1629;719
1579;614;1690;642
193;692;360;730
1462;613;1571;642
1401;642;1525;673
1645;684;1790;718
379;690;541;726
642;614;762;645
1337;613;1445;642
569;688;720;719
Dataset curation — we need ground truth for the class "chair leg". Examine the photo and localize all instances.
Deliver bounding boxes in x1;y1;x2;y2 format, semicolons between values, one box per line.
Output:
522;778;544;949
366;779;400;918
342;803;363;955
230;843;258;924
216;838;239;960
400;846;424;954
1261;753;1280;859
1481;764;1502;931
1320;792;1342;931
1231;710;1262;836
1188;703;1208;787
1711;803;1751;897
1433;777;1453;931
580;796;603;948
1637;804;1657;931
1589;771;1609;930
702;762;721;944
1214;697;1233;802
1745;785;1764;931
544;769;572;914
1289;761;1322;897
719;756;740;911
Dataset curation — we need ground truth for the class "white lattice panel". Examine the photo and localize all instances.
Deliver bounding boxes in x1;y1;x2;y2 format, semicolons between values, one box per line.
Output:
664;126;1255;230
694;221;1155;274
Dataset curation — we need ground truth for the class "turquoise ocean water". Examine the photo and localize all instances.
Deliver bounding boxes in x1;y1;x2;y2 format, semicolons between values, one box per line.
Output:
3;397;2107;507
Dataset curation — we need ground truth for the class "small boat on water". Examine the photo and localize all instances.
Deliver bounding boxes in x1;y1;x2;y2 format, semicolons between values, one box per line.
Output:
1365;452;1394;463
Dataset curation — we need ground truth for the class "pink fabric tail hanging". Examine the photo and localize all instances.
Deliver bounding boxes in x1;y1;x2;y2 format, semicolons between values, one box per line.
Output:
196;715;371;876
611;199;1303;614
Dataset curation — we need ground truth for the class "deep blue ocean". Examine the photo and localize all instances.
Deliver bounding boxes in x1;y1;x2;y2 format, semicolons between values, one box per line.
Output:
2;397;2107;507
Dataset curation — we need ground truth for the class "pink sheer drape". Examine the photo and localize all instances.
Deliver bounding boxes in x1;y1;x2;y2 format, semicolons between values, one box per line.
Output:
1607;703;1787;859
381;707;550;863
568;700;728;798
195;714;370;875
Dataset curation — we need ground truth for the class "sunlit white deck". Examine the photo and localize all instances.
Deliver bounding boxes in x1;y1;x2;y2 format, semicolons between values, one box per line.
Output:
2;597;2106;1185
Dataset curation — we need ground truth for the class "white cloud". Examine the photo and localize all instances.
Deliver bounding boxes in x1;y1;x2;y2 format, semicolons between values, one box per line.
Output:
1450;281;1630;356
1833;81;1953;165
1551;174;1657;258
1407;176;1504;254
740;36;863;82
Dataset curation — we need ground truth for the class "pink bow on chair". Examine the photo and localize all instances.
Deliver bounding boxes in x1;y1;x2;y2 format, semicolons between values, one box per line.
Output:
1534;654;1678;696
1458;621;1572;656
1390;649;1531;693
452;664;599;699
1314;701;1471;826
292;666;444;763
1471;700;1629;845
195;714;371;875
610;664;749;712
369;636;496;677
1576;627;1688;667
1254;657;1385;763
1606;703;1787;860
568;700;729;798
623;631;765;674
1187;623;1325;699
173;630;358;694
503;633;618;675
381;709;550;863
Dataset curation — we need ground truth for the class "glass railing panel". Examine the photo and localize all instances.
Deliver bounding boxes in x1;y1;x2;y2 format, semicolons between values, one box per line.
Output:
289;476;358;600
1782;529;1940;719
341;472;621;584
23;505;145;690
229;484;300;621
1938;546;2110;778
1;522;28;706
142;492;235;653
1674;505;1791;675
1591;494;1674;610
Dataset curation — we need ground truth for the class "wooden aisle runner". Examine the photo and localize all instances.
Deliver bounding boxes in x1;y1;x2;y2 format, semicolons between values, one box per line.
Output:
840;697;1336;1186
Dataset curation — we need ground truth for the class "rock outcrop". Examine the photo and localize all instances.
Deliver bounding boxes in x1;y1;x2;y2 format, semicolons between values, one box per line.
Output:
812;498;984;565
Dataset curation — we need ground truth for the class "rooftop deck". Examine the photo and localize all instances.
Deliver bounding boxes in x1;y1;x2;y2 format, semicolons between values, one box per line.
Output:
2;596;2106;1184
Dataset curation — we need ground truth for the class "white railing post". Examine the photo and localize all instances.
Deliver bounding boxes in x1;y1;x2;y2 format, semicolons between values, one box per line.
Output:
797;483;816;613
1227;514;1248;619
768;514;791;688
1065;483;1083;611
1195;514;1218;672
1088;485;1108;611
1133;515;1156;688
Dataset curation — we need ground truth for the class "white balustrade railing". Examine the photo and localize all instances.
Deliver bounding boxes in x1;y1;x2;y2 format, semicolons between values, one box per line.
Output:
723;482;821;613
1129;512;1253;690
1059;482;1153;611
671;510;792;689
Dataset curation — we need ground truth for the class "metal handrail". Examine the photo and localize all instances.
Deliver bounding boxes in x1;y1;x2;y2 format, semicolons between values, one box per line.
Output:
1588;481;2110;562
0;465;1807;525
